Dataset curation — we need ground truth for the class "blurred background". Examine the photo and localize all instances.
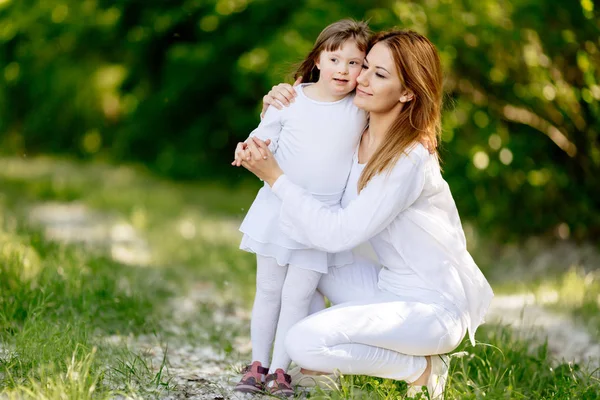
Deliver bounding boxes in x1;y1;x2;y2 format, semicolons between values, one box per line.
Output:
0;1;599;397
1;0;599;241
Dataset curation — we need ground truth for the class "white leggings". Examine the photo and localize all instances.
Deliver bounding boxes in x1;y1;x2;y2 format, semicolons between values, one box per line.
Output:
284;257;467;382
250;255;323;372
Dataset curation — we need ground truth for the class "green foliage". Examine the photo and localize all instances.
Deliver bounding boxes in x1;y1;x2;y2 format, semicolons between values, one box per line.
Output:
1;0;599;240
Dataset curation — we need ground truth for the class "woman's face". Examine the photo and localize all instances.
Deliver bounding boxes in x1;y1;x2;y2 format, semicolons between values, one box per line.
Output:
353;42;407;113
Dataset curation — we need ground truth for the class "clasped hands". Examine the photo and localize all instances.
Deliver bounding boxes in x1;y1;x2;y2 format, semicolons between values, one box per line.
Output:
232;137;284;187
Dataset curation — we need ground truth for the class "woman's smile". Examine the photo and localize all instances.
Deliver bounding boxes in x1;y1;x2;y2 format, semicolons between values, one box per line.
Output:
356;87;372;96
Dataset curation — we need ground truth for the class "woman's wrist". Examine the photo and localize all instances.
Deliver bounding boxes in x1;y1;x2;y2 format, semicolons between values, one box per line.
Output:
266;170;283;188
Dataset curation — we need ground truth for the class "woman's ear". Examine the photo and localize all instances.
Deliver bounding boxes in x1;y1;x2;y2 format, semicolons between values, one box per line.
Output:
399;90;415;103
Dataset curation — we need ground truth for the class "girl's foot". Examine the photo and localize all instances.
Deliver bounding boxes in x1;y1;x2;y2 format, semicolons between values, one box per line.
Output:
406;355;449;399
265;369;294;397
234;361;269;394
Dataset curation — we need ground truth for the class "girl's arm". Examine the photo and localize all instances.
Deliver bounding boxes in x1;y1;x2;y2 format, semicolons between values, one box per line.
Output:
233;106;283;166
248;105;283;153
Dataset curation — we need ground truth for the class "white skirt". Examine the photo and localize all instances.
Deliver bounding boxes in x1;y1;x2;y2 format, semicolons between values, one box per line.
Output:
239;185;353;274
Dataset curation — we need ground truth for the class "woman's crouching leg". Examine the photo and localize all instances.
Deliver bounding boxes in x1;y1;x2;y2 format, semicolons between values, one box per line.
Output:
284;316;326;372
284;296;465;382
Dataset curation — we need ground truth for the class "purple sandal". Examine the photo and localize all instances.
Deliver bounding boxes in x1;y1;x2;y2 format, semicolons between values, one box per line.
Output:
265;368;294;397
234;361;269;394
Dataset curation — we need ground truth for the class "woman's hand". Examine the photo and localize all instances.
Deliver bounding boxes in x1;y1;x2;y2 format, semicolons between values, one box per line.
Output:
260;77;302;118
241;137;283;187
418;135;438;154
232;139;272;167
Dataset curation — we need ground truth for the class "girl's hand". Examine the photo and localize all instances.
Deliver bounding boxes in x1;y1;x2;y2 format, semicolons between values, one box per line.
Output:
232;139;272;167
241;137;283;186
232;141;249;167
260;77;302;118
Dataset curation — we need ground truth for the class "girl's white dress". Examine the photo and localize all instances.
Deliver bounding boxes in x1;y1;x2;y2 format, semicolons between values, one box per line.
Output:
239;83;367;273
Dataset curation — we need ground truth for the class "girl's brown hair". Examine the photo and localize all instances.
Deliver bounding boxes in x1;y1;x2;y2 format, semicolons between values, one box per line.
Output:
358;30;443;192
294;19;371;83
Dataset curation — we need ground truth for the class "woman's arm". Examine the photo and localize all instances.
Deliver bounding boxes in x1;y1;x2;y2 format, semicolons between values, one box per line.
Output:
243;138;427;252
260;78;302;117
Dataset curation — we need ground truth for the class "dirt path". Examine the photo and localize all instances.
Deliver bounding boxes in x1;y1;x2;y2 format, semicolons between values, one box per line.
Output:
28;202;254;399
487;293;600;366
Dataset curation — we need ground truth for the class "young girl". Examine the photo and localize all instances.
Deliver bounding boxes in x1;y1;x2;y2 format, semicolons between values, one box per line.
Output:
232;20;370;396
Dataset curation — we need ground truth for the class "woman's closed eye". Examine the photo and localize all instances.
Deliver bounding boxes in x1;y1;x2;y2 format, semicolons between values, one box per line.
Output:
361;64;385;78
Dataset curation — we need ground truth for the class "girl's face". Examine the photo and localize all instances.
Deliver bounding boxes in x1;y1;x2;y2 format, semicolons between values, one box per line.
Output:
315;40;365;97
353;42;409;113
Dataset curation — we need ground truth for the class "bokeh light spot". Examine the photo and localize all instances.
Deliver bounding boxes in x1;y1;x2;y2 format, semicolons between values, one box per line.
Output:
473;151;489;170
499;148;513;165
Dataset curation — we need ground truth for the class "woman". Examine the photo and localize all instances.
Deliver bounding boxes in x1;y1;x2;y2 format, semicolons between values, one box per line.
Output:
241;30;493;399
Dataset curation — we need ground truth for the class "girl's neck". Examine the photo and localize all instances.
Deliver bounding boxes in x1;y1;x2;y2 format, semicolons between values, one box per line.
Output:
303;80;348;102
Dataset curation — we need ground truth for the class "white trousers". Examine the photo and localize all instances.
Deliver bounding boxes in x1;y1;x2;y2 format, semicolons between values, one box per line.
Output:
250;254;322;372
284;256;467;382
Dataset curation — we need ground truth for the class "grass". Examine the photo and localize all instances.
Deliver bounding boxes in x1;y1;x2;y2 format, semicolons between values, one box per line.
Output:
0;155;598;399
0;202;174;397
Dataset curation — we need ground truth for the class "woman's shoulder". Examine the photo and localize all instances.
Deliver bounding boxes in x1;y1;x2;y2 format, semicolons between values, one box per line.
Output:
379;143;434;184
409;142;431;159
399;143;430;168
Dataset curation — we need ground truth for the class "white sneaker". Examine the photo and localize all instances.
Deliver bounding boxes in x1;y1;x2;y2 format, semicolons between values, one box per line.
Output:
406;355;449;399
288;365;339;390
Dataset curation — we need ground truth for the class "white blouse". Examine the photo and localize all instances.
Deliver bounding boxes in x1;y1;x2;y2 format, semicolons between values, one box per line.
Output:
271;144;494;345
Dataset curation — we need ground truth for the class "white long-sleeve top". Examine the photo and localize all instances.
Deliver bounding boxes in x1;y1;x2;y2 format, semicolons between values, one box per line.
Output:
271;144;494;345
239;83;367;273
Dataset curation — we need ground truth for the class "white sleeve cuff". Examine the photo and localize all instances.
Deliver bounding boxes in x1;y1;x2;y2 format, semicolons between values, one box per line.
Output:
270;174;291;197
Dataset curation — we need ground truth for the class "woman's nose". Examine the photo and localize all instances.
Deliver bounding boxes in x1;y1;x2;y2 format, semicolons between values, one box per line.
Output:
357;70;369;86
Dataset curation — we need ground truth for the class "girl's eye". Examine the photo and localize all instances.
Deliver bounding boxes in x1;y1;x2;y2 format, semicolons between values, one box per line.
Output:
330;58;337;62
376;73;385;78
361;64;368;69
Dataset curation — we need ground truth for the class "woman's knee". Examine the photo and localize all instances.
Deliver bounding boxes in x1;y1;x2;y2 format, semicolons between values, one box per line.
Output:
284;322;319;368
